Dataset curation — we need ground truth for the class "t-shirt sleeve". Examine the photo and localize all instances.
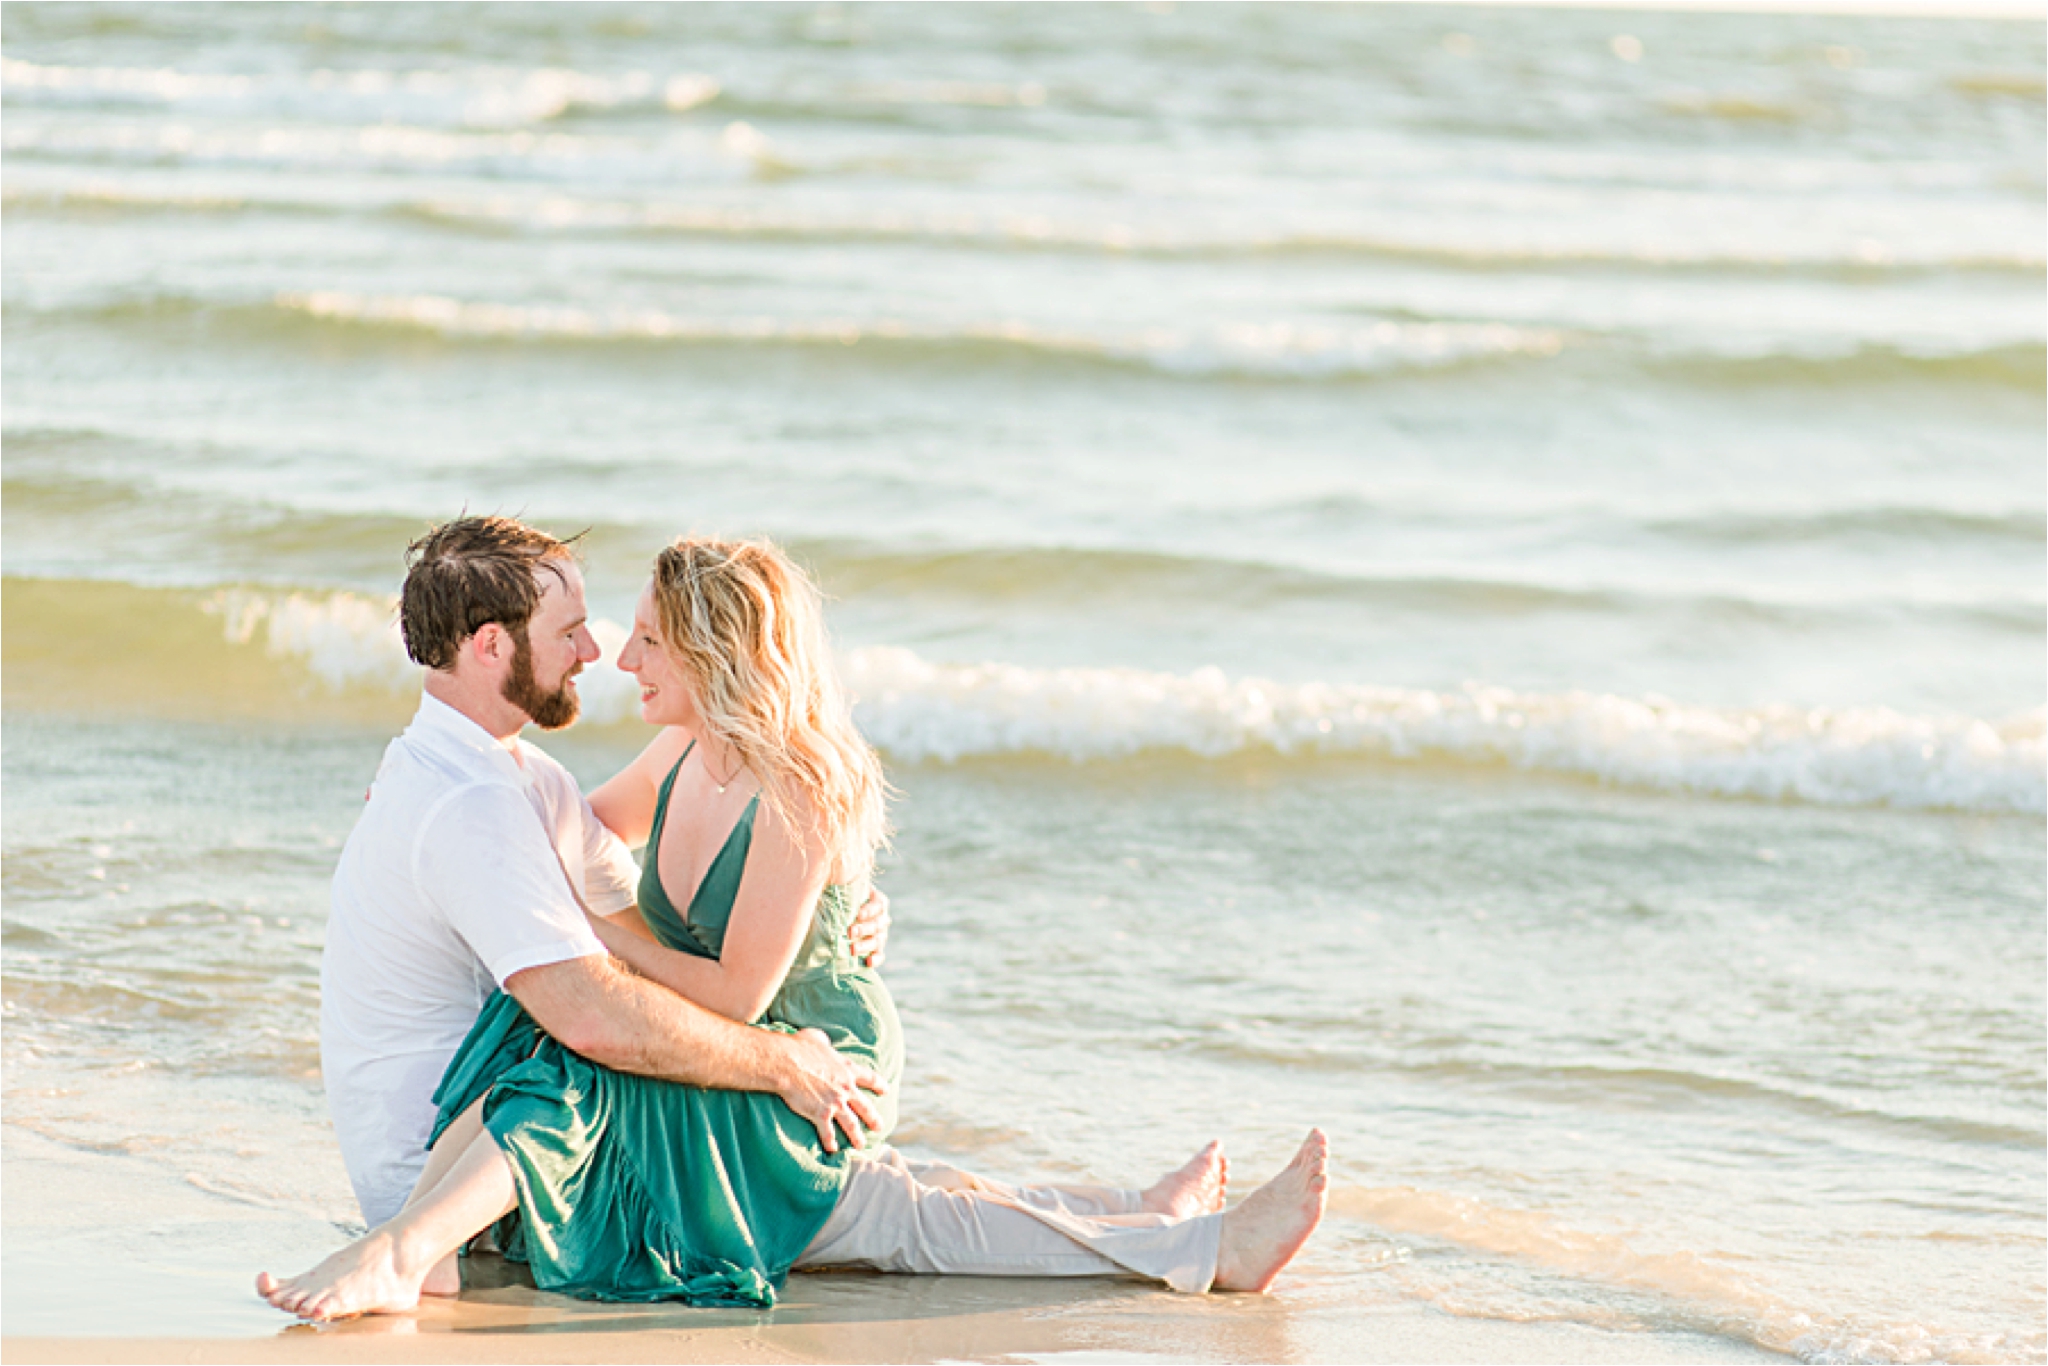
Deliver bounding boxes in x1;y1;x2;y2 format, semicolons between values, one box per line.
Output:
579;793;641;916
414;782;606;986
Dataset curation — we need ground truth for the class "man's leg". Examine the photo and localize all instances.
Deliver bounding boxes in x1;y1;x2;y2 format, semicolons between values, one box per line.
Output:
794;1132;1327;1295
794;1146;1222;1292
898;1139;1226;1220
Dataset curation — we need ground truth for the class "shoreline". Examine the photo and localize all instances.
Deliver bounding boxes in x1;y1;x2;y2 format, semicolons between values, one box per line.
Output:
2;1127;1787;1365
4;1289;1794;1366
0;1320;1793;1366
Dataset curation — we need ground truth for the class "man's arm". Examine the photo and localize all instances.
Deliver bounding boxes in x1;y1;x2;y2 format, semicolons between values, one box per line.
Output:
505;954;883;1153
416;780;881;1151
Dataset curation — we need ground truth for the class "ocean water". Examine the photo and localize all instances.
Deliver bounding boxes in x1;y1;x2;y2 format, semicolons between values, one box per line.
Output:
2;3;2042;1361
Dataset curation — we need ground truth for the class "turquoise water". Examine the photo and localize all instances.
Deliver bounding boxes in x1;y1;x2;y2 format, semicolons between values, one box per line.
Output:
3;5;2043;1360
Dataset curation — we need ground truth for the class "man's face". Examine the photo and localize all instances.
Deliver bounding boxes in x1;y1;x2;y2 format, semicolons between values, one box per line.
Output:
502;561;599;731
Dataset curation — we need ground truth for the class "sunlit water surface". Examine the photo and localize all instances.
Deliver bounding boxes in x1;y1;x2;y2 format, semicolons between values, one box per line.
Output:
3;5;2042;1361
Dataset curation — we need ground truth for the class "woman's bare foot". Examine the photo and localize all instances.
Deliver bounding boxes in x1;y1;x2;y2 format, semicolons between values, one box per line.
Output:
254;1230;431;1322
1213;1129;1328;1294
1141;1140;1228;1218
421;1253;461;1298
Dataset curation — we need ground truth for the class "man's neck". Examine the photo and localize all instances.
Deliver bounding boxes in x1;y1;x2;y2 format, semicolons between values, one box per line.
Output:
423;671;527;750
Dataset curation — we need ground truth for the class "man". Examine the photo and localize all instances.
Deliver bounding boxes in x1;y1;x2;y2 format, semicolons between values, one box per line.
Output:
321;516;886;1227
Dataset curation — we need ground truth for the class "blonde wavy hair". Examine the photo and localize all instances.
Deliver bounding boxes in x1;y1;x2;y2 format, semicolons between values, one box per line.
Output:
651;537;889;888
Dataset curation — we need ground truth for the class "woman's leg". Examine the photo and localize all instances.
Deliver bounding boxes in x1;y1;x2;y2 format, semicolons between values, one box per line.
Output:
256;1125;518;1322
398;1097;490;1298
404;1099;488;1211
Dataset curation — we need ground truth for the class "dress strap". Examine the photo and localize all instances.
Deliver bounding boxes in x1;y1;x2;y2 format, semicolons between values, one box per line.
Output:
651;741;695;842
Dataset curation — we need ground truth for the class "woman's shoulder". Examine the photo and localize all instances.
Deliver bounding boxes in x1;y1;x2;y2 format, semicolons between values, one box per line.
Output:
589;728;696;849
641;727;694;777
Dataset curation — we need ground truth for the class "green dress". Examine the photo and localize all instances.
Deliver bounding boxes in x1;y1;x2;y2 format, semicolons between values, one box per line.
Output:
428;749;902;1308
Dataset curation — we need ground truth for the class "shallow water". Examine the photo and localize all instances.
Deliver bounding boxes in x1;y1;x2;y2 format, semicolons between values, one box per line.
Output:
3;4;2043;1361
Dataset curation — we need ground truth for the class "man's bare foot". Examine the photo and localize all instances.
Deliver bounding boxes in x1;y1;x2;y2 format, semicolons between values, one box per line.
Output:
1141;1140;1228;1218
1213;1129;1328;1294
255;1231;429;1322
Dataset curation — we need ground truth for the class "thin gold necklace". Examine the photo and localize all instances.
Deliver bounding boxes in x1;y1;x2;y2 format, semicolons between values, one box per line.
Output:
702;745;742;795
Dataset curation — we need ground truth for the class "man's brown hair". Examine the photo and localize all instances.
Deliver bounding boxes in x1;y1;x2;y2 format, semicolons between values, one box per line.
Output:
399;517;582;671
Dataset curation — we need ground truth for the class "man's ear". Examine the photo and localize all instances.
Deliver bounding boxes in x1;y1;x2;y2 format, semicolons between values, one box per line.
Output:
469;622;511;667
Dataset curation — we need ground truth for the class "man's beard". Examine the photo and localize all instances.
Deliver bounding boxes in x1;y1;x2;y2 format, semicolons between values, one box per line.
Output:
503;626;581;730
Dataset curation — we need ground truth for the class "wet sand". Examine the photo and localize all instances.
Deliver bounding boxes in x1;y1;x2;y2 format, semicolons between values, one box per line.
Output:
5;1278;1795;1366
2;1128;1785;1365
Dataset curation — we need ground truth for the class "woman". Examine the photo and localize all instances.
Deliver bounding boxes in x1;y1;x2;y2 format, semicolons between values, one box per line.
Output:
260;538;1326;1322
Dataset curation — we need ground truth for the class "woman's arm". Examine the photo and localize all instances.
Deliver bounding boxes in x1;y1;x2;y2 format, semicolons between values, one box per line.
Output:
589;727;693;850
595;905;660;944
592;795;832;1024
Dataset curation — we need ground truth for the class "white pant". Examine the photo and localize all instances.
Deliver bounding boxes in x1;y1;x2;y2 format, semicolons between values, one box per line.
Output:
794;1148;1221;1294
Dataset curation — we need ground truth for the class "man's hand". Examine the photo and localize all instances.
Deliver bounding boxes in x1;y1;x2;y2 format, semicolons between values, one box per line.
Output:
848;887;890;969
778;1028;885;1155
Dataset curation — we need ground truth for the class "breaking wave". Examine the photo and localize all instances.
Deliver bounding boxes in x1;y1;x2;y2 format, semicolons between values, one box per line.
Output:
266;290;1568;378
0;56;722;127
20;582;2027;816
8;176;2040;280
23;289;2036;389
844;649;2045;815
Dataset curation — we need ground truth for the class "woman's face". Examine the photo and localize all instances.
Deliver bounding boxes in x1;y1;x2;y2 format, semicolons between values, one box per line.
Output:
617;582;702;731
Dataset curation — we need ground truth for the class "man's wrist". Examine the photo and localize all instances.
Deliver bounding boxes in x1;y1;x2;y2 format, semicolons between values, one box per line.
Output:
752;1042;787;1099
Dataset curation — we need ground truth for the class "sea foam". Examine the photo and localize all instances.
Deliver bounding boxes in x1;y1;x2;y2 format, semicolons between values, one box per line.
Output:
267;291;2042;387
1332;1184;2042;1366
210;589;2045;816
844;647;2046;815
0;57;719;126
273;290;1565;378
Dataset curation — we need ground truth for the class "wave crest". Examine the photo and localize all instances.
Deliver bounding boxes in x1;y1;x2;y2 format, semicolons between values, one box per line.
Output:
18;290;2001;389
271;290;1566;377
8;177;2040;279
844;649;2045;815
39;584;2035;816
0;56;720;127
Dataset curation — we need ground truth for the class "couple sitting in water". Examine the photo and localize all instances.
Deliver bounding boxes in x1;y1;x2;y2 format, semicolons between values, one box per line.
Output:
260;516;1326;1321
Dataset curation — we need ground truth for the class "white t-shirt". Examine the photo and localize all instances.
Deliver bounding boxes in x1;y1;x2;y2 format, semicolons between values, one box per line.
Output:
320;693;637;1226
